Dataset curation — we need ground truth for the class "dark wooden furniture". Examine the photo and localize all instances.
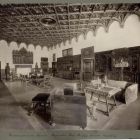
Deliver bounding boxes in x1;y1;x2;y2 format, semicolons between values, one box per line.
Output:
94;46;140;90
52;62;57;76
41;57;49;75
29;92;87;128
30;75;44;85
73;55;81;79
55;46;140;86
56;47;95;80
95;51;110;73
57;56;73;79
28;93;50;115
64;87;73;95
62;48;73;57
0;61;1;81
51;94;87;128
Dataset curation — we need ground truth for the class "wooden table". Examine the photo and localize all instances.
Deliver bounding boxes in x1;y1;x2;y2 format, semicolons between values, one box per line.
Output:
85;85;121;116
51;94;87;129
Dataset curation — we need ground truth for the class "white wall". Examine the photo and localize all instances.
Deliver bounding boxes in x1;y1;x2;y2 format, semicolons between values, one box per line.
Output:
0;41;49;69
49;14;140;67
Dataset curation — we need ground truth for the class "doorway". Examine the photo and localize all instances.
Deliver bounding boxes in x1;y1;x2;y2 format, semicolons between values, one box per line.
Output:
83;59;94;81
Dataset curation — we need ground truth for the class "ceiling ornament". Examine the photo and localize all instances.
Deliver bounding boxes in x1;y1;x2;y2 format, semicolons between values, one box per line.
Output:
39;17;57;27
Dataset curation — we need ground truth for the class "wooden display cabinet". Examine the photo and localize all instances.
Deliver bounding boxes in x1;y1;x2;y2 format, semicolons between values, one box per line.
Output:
56;55;81;80
41;57;49;75
0;61;1;81
52;62;57;76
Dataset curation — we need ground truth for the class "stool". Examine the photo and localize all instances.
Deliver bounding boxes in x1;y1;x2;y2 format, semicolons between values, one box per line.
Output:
28;93;50;115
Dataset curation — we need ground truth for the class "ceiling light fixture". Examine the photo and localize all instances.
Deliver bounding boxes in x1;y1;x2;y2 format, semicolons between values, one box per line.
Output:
40;17;57;27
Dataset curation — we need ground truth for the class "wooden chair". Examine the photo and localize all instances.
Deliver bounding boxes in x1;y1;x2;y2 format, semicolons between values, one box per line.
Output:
43;75;53;88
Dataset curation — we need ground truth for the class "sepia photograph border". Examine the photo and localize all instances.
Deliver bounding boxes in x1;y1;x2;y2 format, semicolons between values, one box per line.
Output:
0;0;140;139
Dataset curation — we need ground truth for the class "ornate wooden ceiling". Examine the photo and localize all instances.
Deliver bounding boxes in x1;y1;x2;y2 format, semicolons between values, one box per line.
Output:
0;3;140;48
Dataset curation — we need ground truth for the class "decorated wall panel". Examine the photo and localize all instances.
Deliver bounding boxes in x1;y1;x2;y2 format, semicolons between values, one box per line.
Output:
12;48;33;64
62;48;73;57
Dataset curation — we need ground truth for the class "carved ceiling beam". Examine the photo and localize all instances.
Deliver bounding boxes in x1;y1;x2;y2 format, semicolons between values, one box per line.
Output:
10;7;22;16
67;3;71;43
0;12;132;24
27;6;46;38
53;4;63;45
0;3;110;9
9;33;80;38
84;4;95;39
76;3;82;41
23;4;37;15
103;4;109;11
6;5;28;39
61;14;119;21
1;22;116;31
0;10;131;19
39;5;56;47
16;5;36;40
0;27;114;38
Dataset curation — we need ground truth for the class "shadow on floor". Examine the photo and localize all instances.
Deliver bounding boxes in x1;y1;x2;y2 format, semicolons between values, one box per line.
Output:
22;103;52;125
0;81;33;129
0;81;15;97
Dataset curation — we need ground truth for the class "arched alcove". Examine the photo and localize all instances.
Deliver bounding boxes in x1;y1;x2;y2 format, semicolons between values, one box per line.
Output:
122;14;140;48
0;40;8;48
35;45;41;51
9;41;18;49
86;30;94;39
65;40;69;47
77;34;84;43
71;37;77;45
19;42;27;50
28;44;35;51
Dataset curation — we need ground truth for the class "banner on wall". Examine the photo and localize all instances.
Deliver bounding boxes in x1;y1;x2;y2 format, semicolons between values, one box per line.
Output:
113;58;129;68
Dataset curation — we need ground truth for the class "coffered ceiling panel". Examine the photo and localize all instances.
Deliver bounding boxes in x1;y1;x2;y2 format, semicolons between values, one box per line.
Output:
0;3;140;48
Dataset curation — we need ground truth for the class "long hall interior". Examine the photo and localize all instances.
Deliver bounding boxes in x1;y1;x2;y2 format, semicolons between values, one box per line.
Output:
0;2;140;130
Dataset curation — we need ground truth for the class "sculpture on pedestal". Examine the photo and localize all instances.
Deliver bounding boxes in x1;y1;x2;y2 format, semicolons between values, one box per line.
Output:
5;63;10;81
